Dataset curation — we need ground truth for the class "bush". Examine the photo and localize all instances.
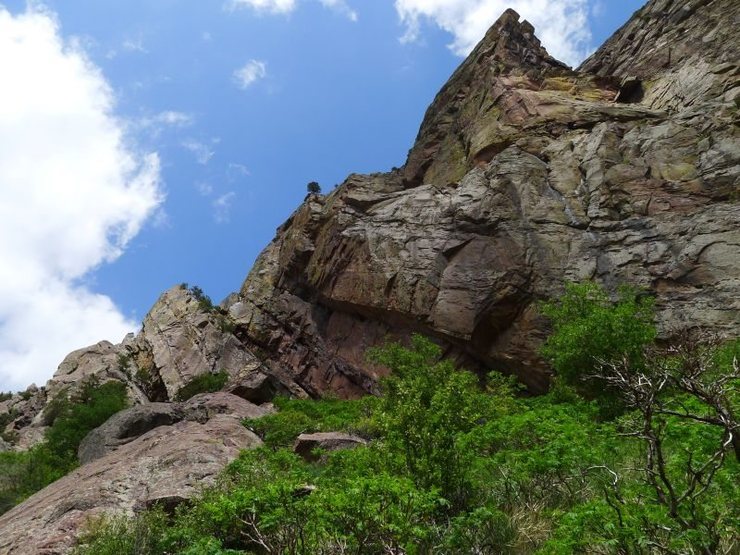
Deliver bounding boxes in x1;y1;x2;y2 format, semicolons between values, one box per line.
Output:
71;305;739;554
540;281;656;415
174;371;229;402
368;335;516;509
188;285;214;312
0;392;12;402
245;396;374;448
0;378;128;516
306;181;321;194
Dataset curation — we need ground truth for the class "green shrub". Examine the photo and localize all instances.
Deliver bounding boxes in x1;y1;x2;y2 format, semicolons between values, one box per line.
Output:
70;306;739;554
0;408;17;432
540;281;656;415
174;371;229;402
0;377;128;516
306;181;321;194
0;392;12;402
188;285;214;312
368;335;516;509
245;395;374;448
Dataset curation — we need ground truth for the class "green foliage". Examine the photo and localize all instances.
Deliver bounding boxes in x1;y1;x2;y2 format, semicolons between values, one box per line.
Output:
540;281;656;415
0;378;128;516
174;371;229;401
0;392;12;402
245;395;374;448
44;379;128;465
368;335;517;508
189;285;215;312
306;181;321;194
72;304;739;554
0;408;17;433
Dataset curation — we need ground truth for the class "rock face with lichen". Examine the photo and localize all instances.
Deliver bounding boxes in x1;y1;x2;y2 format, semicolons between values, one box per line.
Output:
0;0;738;551
226;0;740;394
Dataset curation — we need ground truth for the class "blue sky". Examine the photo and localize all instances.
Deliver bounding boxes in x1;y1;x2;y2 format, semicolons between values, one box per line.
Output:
0;0;644;390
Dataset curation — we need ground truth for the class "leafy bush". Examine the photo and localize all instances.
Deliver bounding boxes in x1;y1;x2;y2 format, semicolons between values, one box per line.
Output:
72;290;739;554
0;378;128;516
0;392;12;402
245;395;374;448
188;285;214;312
306;181;321;194
540;281;656;415
174;371;229;402
0;408;17;433
368;335;516;509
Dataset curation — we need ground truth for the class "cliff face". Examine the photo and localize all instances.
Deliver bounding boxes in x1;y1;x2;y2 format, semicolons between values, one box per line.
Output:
2;0;738;434
227;0;739;394
0;1;738;551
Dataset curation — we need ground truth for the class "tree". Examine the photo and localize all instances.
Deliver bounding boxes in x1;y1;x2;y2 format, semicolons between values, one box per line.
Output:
540;281;656;416
306;181;321;194
588;334;739;554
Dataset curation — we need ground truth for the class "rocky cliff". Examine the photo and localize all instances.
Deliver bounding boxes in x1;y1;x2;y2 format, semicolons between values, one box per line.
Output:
226;0;739;394
0;0;738;551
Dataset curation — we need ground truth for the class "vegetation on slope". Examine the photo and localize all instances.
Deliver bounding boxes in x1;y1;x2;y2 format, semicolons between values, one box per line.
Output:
0;378;128;514
25;282;740;553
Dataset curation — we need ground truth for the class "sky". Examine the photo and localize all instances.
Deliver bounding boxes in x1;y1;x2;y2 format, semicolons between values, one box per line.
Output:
0;0;645;391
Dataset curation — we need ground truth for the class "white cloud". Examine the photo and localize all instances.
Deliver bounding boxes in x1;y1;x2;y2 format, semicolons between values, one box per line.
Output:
213;192;236;223
122;34;147;54
195;181;214;196
233;59;267;89
0;7;163;390
319;0;358;21
229;0;297;13
182;138;216;164
227;163;251;180
228;0;358;20
137;110;194;138
395;0;592;67
153;111;193;126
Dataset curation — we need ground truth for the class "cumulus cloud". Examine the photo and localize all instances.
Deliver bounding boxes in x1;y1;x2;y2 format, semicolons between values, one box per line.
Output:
395;0;592;67
0;7;163;390
233;59;268;89
228;0;358;21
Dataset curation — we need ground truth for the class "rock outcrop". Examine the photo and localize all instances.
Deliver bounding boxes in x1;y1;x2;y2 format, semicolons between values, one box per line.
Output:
0;393;264;555
226;0;739;393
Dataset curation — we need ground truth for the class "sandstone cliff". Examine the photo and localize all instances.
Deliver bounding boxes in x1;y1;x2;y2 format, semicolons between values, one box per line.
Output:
0;0;738;551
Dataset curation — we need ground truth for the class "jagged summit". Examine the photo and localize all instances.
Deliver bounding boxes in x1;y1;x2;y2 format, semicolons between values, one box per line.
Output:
403;9;575;187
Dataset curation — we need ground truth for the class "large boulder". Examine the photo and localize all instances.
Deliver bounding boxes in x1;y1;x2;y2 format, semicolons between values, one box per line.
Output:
0;393;263;555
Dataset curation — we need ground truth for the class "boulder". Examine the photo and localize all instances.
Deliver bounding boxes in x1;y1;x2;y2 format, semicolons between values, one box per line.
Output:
77;402;184;465
293;432;367;461
0;393;263;555
78;392;273;465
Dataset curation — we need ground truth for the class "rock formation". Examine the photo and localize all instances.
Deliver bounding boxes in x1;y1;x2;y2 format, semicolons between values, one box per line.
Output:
0;393;266;555
227;0;739;393
0;0;738;550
